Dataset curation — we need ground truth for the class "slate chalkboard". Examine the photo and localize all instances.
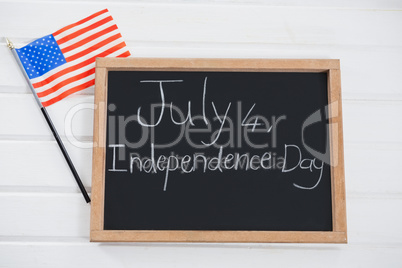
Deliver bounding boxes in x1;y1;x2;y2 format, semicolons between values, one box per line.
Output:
90;58;347;243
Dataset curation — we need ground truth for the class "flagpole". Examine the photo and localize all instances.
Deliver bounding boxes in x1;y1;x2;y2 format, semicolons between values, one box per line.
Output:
6;38;91;203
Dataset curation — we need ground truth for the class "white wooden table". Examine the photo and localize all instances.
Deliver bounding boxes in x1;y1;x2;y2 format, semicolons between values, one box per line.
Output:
1;1;401;267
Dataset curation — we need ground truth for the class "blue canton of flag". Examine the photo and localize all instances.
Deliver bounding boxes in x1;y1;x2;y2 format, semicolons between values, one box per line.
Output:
16;35;66;79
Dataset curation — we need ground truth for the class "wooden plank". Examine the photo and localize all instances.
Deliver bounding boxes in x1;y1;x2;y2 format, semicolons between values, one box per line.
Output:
0;94;94;137
0;193;91;237
0;193;400;244
328;69;347;235
96;57;340;70
1;3;401;46
342;100;402;143
329;69;346;237
0;141;93;188
2;45;402;101
90;67;107;233
1;90;401;144
0;140;400;194
345;142;402;194
90;230;347;243
0;141;401;195
2;0;402;9
1;242;402;268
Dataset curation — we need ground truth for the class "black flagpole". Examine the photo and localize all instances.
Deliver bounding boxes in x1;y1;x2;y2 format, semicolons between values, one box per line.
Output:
6;38;91;203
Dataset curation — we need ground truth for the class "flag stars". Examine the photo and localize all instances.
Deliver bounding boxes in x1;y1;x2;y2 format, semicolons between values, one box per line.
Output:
17;34;66;79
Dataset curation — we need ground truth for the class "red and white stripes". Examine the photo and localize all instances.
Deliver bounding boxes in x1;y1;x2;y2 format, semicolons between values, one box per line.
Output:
30;9;130;107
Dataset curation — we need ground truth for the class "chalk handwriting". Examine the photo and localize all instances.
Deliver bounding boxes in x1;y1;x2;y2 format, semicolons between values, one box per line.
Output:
108;76;327;192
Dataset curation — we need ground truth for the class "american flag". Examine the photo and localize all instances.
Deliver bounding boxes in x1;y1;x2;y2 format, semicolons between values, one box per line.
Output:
15;9;130;107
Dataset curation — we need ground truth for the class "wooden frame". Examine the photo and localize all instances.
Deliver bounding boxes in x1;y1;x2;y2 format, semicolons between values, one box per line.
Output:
90;58;347;243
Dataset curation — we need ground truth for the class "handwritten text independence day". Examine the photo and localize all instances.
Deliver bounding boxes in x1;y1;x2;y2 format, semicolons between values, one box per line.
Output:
108;78;325;191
